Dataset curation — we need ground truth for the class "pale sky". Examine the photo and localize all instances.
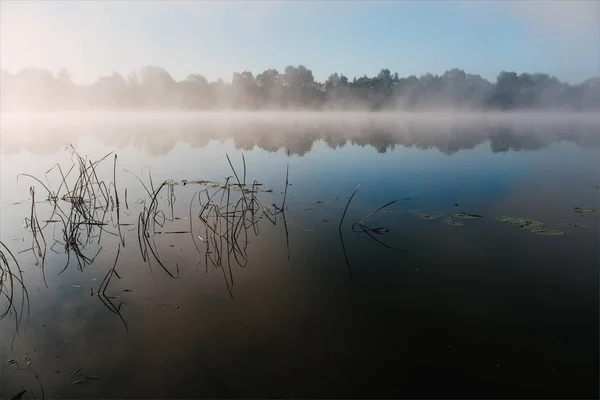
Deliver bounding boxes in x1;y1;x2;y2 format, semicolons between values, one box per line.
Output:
1;1;598;84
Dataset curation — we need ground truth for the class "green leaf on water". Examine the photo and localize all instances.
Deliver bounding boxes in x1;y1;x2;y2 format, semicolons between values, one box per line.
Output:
532;228;564;236
371;227;390;235
496;216;516;224
420;214;441;220
496;216;564;236
573;207;599;215
408;209;441;220
518;219;545;231
444;218;463;226
454;212;483;219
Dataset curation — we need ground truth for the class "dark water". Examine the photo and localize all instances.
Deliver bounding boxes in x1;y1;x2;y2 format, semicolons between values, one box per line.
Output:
1;113;599;399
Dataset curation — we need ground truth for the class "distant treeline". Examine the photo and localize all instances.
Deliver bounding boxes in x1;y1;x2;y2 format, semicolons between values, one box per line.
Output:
1;65;599;112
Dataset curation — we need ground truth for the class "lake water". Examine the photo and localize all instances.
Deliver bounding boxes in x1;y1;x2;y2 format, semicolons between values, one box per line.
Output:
1;112;599;399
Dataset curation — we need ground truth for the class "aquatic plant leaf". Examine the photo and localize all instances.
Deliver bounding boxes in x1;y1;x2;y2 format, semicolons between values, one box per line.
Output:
495;216;564;237
517;219;545;230
573;207;599;215
454;212;483;219
408;209;441;220
532;229;564;236
496;216;517;224
444;218;463;226
371;227;390;235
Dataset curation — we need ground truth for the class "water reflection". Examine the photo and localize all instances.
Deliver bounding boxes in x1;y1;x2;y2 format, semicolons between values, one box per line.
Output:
2;113;600;157
1;114;598;399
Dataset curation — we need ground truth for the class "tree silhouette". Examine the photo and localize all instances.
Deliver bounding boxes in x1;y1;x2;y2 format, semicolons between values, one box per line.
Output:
1;65;598;112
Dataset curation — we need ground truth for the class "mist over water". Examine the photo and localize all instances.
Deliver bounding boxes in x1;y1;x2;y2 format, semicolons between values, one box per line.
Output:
2;111;600;156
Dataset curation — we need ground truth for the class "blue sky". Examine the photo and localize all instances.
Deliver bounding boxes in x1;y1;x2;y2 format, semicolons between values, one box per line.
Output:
1;1;598;84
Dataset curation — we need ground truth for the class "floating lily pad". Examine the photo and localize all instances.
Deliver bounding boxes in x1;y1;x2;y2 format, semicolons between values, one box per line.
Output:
420;214;441;220
531;228;564;236
496;216;564;236
408;209;441;220
517;219;545;231
444;218;463;226
496;216;516;224
454;212;483;219
573;207;599;215
371;227;390;235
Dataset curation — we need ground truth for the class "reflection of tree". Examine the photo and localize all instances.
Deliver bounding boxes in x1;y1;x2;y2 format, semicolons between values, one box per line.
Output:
323;133;347;150
131;128;177;157
489;127;546;153
234;136;257;151
282;131;320;157
2;116;599;157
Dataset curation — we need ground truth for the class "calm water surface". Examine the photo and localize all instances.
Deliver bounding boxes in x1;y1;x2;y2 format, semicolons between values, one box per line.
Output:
1;113;598;399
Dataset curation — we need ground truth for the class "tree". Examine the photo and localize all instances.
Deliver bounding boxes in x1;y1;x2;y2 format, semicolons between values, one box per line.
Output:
138;66;176;107
179;74;211;109
490;71;519;109
0;63;598;112
232;71;257;108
